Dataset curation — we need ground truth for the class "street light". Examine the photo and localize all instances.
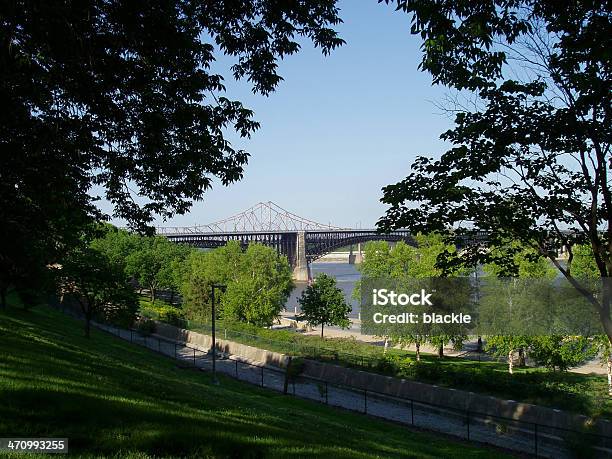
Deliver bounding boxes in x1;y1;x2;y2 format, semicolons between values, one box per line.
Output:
211;283;226;385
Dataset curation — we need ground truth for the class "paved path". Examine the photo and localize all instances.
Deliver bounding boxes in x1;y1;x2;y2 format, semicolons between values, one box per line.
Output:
93;322;612;459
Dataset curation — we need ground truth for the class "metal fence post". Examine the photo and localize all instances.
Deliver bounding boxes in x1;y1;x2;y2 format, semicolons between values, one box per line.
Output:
193;348;196;366
235;359;238;377
466;411;470;440
174;343;177;359
411;400;414;425
325;382;328;404
261;366;264;387
364;389;367;414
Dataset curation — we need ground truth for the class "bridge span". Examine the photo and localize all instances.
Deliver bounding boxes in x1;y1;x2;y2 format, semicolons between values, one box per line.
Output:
156;202;416;281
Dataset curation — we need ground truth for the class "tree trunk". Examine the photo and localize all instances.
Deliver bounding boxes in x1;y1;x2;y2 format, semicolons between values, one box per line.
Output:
608;355;612;397
438;344;443;358
383;336;389;354
320;323;324;338
283;357;292;395
150;287;155;303
508;350;515;374
518;348;526;367
416;342;421;361
601;284;612;345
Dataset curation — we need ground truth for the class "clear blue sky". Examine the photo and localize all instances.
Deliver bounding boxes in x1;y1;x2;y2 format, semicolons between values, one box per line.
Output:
106;1;454;229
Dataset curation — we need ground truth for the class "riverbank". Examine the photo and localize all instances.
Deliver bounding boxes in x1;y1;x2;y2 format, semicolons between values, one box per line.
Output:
278;311;608;376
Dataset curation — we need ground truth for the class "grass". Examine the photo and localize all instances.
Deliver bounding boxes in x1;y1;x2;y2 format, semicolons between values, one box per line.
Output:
139;295;612;419
0;304;512;459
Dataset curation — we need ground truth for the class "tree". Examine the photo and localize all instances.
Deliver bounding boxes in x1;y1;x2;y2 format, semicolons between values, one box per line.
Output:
356;235;467;359
482;241;557;373
222;244;293;326
1;1;344;297
529;335;596;372
429;335;466;359
126;236;186;302
379;1;612;358
180;242;292;326
572;243;612;394
90;225;140;274
486;335;532;375
154;243;192;303
179;241;243;321
299;273;351;338
60;246;138;337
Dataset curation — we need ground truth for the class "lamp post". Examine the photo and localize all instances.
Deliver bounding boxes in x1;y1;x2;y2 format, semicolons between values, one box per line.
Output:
211;283;226;385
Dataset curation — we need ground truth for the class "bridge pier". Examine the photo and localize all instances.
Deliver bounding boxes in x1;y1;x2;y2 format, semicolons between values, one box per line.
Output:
292;231;312;282
349;242;363;264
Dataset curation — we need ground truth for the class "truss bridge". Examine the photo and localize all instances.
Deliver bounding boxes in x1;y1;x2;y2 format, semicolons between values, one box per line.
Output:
157;202;415;280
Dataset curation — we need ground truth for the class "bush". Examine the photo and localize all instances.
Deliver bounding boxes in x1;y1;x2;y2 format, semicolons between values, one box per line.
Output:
411;360;444;381
157;305;184;326
375;354;414;377
140;301;185;327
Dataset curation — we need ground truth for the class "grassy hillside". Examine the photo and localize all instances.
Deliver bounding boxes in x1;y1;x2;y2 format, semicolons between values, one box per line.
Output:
0;304;512;458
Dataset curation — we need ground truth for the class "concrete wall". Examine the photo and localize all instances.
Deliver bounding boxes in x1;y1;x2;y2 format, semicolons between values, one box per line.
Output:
300;359;612;438
154;321;291;368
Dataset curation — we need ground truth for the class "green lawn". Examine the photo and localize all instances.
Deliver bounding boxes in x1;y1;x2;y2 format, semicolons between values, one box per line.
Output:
0;304;512;459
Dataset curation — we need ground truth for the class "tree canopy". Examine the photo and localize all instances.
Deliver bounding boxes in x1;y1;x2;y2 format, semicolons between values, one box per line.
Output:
356;236;466;359
379;0;612;341
299;273;351;337
1;0;343;298
180;241;293;326
60;245;138;337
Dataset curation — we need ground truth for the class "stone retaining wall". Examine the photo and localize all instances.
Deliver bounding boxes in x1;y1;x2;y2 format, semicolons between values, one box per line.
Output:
153;321;291;368
300;358;612;438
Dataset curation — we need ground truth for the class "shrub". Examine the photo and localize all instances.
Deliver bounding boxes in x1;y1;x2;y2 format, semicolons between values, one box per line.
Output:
375;354;414;377
140;301;185;327
157;305;184;327
412;360;444;382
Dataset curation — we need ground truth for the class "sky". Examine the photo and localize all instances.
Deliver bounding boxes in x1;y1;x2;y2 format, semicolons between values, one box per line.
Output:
106;1;455;229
